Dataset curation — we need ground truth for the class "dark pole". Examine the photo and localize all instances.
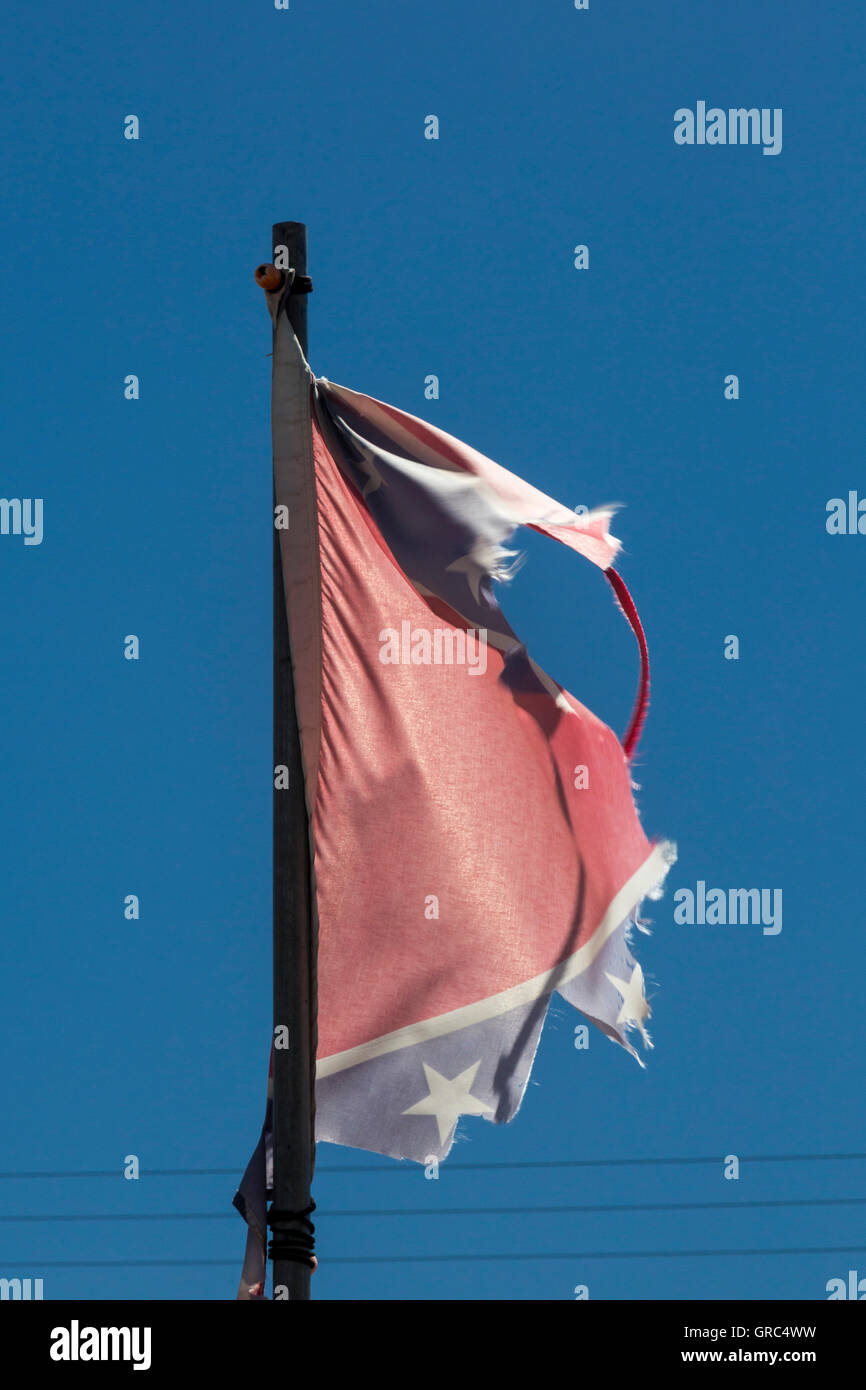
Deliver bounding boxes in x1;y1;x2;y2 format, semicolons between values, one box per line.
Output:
269;221;316;1299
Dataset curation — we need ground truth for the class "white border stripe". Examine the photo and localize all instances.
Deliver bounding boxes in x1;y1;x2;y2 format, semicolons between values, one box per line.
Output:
317;841;675;1078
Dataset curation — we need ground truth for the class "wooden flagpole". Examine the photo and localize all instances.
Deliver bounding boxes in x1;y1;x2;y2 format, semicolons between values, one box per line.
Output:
263;220;316;1299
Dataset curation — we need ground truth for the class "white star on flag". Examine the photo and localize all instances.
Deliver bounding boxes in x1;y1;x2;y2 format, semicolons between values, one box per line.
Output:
402;1061;494;1143
604;961;653;1048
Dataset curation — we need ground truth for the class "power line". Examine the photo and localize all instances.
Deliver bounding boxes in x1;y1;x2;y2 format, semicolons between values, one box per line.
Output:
2;1195;866;1222
1;1151;865;1180
330;1197;866;1216
0;1212;237;1222
315;1245;866;1265
4;1244;866;1268
319;1152;866;1173
0;1169;239;1181
323;1195;866;1217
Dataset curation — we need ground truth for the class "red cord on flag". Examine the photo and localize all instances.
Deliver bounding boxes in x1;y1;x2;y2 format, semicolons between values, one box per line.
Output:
605;567;650;763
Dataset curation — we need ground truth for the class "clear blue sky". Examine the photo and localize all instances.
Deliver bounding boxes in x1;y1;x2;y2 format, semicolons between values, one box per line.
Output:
2;0;864;1301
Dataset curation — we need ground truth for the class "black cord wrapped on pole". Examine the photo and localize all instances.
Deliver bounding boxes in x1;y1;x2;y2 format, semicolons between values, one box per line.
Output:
269;221;316;1299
